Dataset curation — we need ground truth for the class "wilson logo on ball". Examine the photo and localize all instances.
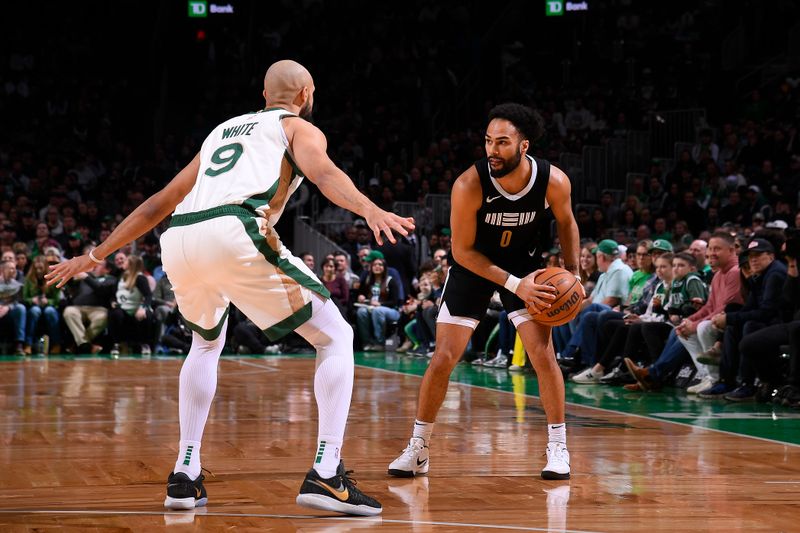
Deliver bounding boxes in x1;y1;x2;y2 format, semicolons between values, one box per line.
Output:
545;290;581;317
527;267;583;326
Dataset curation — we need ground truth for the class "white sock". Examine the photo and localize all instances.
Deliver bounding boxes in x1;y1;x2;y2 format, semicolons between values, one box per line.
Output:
296;294;354;479
413;419;434;443
173;327;226;479
548;423;567;445
175;440;201;479
313;438;344;479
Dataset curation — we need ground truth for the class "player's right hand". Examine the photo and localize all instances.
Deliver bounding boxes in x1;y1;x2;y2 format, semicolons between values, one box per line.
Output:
365;207;415;245
518;269;557;310
45;254;97;289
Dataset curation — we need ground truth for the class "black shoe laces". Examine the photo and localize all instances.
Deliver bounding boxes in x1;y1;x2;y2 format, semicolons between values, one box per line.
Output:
340;469;358;488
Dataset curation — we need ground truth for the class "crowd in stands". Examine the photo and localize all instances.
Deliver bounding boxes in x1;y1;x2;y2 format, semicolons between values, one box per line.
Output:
2;2;799;412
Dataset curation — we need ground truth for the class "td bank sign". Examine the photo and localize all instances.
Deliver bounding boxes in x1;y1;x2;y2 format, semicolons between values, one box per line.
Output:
188;1;235;17
546;1;589;16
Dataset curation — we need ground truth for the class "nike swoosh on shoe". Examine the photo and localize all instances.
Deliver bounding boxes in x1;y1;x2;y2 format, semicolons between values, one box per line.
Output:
310;479;350;501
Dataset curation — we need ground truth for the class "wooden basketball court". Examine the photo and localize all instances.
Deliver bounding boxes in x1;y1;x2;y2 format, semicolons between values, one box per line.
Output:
0;354;798;532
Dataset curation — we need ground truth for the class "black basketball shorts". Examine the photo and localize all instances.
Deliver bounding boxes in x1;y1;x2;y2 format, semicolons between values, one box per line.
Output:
437;264;536;330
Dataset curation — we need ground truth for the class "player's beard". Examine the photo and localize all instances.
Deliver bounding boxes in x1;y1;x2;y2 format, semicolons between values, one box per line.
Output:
299;100;314;122
490;146;523;178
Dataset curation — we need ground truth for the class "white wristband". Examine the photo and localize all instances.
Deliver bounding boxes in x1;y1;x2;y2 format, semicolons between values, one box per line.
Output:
88;249;104;264
504;274;521;295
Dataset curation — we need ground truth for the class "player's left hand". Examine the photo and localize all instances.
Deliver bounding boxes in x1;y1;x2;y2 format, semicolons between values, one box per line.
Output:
45;255;96;288
365;207;415;245
519;269;557;310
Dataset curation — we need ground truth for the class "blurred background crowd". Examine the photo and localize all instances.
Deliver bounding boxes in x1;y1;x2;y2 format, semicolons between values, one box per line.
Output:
1;1;799;405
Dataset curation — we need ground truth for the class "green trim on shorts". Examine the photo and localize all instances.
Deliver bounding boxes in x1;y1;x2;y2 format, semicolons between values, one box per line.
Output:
235;215;329;340
241;178;280;214
263;301;312;341
169;205;254;227
236;215;330;297
183;306;230;341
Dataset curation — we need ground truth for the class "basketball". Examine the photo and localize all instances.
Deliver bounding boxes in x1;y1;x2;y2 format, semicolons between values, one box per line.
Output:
525;267;582;326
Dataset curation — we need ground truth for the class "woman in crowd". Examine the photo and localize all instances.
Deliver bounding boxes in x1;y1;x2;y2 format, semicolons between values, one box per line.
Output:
578;242;600;296
356;256;400;351
23;255;62;354
320;256;349;318
109;254;155;355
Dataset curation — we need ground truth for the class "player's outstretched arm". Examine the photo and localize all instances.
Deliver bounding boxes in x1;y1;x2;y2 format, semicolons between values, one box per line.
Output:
285;118;414;245
45;154;201;288
450;170;556;309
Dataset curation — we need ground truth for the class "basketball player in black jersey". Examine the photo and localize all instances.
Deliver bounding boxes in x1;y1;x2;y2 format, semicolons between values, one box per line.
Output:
388;103;583;480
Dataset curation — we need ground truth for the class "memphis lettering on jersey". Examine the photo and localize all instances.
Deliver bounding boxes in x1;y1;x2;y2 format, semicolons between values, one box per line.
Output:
484;211;537;227
222;122;257;139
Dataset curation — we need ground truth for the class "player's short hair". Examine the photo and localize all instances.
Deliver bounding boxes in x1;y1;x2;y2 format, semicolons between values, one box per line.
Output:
487;103;545;142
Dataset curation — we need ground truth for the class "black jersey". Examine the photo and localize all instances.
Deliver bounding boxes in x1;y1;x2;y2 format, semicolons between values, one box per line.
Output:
456;154;551;277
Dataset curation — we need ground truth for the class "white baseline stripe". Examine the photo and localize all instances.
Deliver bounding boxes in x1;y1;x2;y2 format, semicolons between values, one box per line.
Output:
358;365;800;449
0;509;604;533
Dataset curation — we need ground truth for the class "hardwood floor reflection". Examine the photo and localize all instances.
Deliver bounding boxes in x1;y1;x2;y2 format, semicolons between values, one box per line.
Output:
0;357;797;532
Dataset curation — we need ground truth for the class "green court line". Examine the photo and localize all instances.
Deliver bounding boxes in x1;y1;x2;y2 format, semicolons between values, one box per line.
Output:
2;351;798;446
350;352;800;447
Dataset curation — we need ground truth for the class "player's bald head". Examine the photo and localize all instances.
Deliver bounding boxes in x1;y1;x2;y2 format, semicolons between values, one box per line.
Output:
263;60;313;104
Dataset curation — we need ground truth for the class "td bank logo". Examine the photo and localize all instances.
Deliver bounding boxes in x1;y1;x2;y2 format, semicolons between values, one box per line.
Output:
546;1;563;16
546;1;589;16
189;0;208;18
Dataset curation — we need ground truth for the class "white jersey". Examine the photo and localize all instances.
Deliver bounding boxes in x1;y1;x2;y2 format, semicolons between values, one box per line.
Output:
174;107;304;226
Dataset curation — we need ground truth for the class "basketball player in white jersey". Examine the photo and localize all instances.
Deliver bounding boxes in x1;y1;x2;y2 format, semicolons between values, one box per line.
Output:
47;60;414;516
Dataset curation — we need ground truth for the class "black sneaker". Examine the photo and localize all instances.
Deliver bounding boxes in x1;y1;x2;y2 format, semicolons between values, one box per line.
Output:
599;366;633;385
296;461;382;516
164;471;207;510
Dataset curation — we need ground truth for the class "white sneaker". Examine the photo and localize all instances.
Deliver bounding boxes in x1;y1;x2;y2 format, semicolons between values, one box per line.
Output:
687;375;715;394
388;437;430;477
571;367;601;384
471;357;486;366
541;442;570;480
508;364;524;372
484;353;508;368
